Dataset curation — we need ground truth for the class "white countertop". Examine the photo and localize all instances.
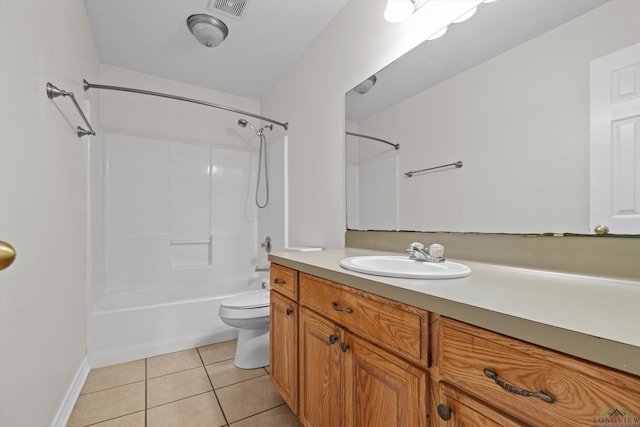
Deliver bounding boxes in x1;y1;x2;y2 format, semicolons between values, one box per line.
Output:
269;248;640;376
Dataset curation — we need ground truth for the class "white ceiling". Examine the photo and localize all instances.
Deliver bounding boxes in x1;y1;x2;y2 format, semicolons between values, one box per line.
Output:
85;0;609;108
84;0;349;99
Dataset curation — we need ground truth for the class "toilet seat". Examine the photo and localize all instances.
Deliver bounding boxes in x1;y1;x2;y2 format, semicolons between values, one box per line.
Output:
219;291;270;320
220;290;269;309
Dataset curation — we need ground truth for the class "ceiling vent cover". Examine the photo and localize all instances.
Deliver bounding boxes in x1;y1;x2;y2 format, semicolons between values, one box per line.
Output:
209;0;248;19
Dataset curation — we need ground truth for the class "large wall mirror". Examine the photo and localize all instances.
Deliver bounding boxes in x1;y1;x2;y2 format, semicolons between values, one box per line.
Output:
346;0;640;235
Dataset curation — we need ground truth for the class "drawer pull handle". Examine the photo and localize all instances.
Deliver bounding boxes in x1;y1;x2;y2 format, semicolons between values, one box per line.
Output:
483;368;555;404
329;334;337;344
286;308;293;316
273;278;286;285
437;404;452;421
331;301;353;313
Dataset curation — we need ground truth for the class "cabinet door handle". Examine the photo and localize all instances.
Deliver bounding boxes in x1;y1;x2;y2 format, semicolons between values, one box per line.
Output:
436;404;452;421
331;301;353;313
273;278;286;285
341;342;349;353
483;368;555;403
286;308;293;316
328;334;337;344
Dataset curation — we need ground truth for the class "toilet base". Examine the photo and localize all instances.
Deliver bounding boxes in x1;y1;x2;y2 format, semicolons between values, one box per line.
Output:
234;326;270;369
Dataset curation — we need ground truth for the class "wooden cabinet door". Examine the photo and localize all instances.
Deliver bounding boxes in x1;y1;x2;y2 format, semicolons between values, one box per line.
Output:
299;308;343;427
343;333;428;427
436;383;525;427
270;291;298;413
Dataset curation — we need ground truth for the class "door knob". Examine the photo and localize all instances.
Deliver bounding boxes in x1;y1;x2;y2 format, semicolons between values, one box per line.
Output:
594;225;609;235
0;241;16;271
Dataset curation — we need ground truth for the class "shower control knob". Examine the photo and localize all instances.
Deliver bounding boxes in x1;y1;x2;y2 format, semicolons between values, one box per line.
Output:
261;236;272;253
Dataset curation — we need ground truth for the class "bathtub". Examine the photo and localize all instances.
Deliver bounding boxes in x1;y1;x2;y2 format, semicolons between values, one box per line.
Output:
87;284;265;368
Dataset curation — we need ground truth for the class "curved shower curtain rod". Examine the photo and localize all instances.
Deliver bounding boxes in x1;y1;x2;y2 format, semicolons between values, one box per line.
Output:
345;131;399;150
83;79;289;131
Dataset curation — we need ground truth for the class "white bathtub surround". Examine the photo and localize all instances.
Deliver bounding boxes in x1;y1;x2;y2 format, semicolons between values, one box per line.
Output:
87;132;284;367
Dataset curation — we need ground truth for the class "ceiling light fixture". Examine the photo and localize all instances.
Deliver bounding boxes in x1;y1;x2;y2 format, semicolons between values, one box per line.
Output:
187;14;229;48
383;0;429;23
353;75;378;95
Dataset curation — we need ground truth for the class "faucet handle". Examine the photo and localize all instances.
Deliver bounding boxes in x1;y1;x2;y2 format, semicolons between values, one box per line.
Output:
408;242;424;251
428;243;445;259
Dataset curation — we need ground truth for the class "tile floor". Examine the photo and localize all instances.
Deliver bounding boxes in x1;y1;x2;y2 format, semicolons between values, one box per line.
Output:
68;340;302;427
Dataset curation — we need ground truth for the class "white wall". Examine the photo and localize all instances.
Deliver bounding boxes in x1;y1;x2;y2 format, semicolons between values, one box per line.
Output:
97;64;261;148
358;0;640;234
0;1;99;426
262;0;482;249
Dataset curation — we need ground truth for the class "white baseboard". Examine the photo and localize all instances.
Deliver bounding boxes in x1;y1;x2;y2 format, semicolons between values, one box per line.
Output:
50;356;90;427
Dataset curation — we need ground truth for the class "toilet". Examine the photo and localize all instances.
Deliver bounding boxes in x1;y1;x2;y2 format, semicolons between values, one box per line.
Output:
218;290;270;369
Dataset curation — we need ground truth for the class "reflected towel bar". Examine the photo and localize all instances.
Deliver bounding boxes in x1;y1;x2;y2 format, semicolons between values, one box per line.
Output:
346;132;399;150
405;161;463;178
170;239;212;245
46;82;96;137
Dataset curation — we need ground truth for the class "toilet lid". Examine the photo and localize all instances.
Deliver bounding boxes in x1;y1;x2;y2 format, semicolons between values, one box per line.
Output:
222;291;270;309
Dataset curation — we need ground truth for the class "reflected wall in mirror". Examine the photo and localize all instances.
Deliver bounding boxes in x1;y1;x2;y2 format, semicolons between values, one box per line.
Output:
346;0;640;235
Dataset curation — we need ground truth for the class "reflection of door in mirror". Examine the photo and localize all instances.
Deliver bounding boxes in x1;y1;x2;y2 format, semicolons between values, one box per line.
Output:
590;41;640;235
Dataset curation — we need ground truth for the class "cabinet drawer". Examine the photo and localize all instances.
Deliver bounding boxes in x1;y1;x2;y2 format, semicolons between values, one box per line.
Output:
270;264;298;300
299;273;428;366
439;317;640;427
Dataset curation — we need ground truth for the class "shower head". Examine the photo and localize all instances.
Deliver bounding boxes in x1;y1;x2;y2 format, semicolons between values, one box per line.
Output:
237;118;262;136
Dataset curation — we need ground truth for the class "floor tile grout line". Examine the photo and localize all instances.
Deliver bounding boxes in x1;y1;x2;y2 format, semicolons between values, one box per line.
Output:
213;371;269;391
227;402;290;426
146;390;218;411
197;346;231;427
78;378;146;397
82;410;145;427
144;358;148;427
146;364;208;381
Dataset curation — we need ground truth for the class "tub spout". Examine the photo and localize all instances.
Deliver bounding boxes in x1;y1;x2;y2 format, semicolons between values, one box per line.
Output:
255;264;270;272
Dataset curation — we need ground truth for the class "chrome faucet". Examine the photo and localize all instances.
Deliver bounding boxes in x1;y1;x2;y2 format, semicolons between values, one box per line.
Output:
407;242;445;263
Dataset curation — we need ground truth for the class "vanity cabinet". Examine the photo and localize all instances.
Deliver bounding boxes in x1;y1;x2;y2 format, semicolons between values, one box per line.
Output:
269;264;299;413
299;273;429;367
297;272;429;427
270;264;429;427
298;307;342;427
270;262;640;427
436;382;525;427
298;297;429;427
435;317;640;427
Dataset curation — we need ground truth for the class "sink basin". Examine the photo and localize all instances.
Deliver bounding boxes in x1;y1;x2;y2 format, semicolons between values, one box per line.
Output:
340;256;471;279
